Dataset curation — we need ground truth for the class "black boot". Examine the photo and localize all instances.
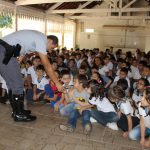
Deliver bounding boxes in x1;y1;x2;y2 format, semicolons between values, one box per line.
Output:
12;94;36;122
11;110;31;118
8;91;31;117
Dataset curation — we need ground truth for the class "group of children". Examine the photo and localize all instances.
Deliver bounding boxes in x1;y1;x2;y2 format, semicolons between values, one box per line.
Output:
0;47;150;147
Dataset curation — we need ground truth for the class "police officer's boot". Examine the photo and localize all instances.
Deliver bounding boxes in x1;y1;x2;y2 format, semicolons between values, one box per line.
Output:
12;94;36;122
9;91;31;117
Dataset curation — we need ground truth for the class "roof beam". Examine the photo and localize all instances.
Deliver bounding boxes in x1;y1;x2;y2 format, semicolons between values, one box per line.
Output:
48;7;150;14
119;0;122;16
46;2;63;12
65;1;93;17
15;0;99;5
48;2;63;10
123;0;137;9
78;1;93;9
68;15;150;20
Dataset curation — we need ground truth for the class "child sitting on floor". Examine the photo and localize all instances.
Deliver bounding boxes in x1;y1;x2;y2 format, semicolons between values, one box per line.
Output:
44;70;62;107
88;80;119;130
129;87;150;148
108;85;139;138
113;67;130;88
54;69;73;112
59;74;92;134
132;78;149;108
26;64;49;101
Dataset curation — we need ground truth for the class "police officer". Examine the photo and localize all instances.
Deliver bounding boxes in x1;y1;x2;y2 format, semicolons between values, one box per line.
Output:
0;30;63;122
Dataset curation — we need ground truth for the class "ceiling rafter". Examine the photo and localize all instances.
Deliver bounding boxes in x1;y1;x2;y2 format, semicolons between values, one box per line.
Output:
123;0;137;9
15;0;100;5
46;2;63;11
68;15;150;20
78;1;94;9
47;7;150;14
64;1;93;17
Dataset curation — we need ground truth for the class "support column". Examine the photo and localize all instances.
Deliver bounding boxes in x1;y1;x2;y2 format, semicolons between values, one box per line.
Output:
119;0;122;17
14;5;18;31
44;15;47;35
62;19;65;48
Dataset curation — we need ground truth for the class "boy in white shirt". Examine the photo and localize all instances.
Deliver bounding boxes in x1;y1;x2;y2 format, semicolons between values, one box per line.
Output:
113;68;130;88
26;65;49;101
21;60;32;78
130;59;141;81
104;56;113;77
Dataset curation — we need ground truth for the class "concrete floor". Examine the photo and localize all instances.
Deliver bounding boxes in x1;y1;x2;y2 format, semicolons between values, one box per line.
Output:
0;103;149;150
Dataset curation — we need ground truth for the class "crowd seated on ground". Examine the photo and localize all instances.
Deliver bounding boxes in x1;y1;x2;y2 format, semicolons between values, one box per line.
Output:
0;47;150;147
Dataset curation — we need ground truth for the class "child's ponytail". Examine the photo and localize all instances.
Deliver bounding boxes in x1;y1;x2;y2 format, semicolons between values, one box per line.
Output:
88;79;105;99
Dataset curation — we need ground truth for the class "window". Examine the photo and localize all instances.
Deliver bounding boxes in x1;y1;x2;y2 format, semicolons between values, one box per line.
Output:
64;21;75;50
17;15;45;33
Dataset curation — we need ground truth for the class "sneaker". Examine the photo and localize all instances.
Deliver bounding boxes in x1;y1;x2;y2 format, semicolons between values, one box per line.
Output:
84;123;92;135
59;124;74;132
106;122;118;131
90;117;97;123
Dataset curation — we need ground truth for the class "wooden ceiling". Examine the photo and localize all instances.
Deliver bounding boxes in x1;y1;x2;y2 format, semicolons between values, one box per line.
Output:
2;0;150;20
4;0;101;11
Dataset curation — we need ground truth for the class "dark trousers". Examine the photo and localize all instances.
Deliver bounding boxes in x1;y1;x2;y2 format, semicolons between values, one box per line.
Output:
117;113;140;132
0;45;24;95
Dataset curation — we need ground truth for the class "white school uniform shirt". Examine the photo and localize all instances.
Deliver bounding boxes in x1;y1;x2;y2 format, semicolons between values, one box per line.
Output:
33;76;49;90
106;62;113;70
138;103;150;129
132;91;143;104
116;99;133;116
113;76;130;88
2;30;47;55
99;66;109;76
89;97;116;113
130;66;141;80
27;66;37;84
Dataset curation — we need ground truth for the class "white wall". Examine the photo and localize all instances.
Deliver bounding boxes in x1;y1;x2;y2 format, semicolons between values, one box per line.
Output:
76;0;150;53
77;32;104;50
76;19;150;53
